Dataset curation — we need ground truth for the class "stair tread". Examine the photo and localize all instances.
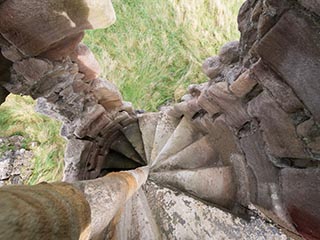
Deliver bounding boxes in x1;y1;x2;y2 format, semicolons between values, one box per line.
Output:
110;133;145;165
153;135;218;172
138;112;160;164
149;167;236;208
121;121;146;163
108;189;161;240
152;117;204;167
150;109;180;165
143;181;287;240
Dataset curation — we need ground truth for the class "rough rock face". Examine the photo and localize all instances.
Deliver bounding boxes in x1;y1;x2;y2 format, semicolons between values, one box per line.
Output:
0;0;319;239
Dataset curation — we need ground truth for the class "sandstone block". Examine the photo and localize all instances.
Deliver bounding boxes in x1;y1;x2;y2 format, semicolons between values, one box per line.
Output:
92;78;123;110
207;82;250;129
0;0;116;56
248;91;307;158
218;41;239;64
70;43;101;81
298;0;320;15
202;56;224;79
281;168;320;240
256;11;320;121
230;69;257;98
251;60;303;113
40;32;84;61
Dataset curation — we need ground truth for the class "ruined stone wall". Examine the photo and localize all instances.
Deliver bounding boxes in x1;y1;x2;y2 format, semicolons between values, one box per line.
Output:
0;0;319;239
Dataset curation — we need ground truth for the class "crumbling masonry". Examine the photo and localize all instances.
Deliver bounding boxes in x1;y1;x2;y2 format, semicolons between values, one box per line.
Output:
0;0;319;239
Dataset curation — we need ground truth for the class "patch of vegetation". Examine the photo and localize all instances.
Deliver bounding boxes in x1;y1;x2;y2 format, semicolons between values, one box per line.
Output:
0;0;243;183
85;0;243;110
0;95;65;184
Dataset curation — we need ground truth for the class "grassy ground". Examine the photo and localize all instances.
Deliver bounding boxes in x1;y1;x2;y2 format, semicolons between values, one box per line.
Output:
0;0;243;183
85;0;243;110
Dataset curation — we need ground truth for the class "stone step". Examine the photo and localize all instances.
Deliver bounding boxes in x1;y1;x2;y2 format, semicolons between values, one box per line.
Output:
152;117;204;167
149;167;236;208
153;135;218;172
143;181;287;240
150;108;180;165
107;189;161;240
110;133;145;165
138;112;159;164
121;121;146;162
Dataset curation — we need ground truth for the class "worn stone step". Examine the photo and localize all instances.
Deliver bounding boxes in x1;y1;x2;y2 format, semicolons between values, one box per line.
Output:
121;121;146;162
110;133;145;165
150;167;236;208
153;136;218;172
138;112;159;164
143;181;287;240
108;189;161;240
152;117;204;167
150;108;180;165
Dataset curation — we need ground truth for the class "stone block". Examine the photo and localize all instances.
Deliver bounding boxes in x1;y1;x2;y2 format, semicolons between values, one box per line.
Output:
248;91;307;158
70;43;101;81
251;60;303;113
207;82;250;129
281;168;320;240
92;78;123;110
0;0;116;55
202;56;224;79
256;11;320;121
218;41;239;64
230;69;257;98
40;32;84;61
298;0;320;15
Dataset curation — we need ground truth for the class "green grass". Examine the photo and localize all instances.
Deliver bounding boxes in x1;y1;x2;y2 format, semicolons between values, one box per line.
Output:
84;0;243;110
0;95;65;184
0;0;243;183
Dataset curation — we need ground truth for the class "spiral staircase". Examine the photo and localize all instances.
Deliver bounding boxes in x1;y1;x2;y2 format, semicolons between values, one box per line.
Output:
0;0;319;239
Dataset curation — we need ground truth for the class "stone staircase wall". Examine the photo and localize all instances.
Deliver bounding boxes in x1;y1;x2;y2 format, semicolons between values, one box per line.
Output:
0;0;319;239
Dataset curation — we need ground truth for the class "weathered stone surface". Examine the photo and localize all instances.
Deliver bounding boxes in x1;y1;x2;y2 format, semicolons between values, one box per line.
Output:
70;43;101;81
0;0;116;56
219;41;239;64
63;138;95;182
107;189;161;240
74;167;149;239
239;129;279;210
1;45;23;62
248;91;308;158
122;121;146;162
281;168;320;240
207;82;250;129
92;78;123;110
144;181;288;240
138;112;159;164
230;69;257;98
74;104;106;138
257;10;320;121
153;117;204;166
154;135;218;172
40;32;84;61
110;134;145;166
150;109;180;164
197;89;221;116
150;167;236;208
0;182;91;240
298;0;320;15
251;60;303;113
202;56;224;79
